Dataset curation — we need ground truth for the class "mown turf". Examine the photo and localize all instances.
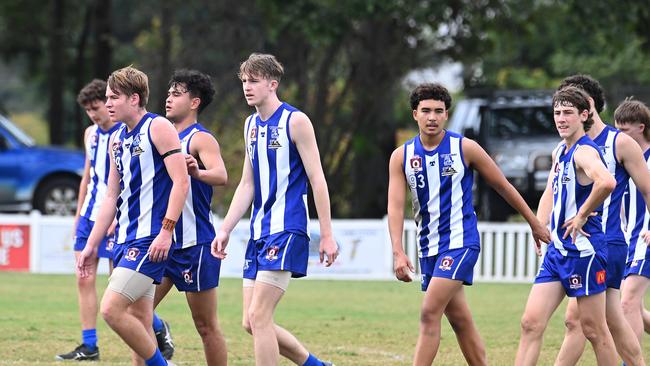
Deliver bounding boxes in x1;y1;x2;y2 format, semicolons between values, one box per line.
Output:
0;273;648;365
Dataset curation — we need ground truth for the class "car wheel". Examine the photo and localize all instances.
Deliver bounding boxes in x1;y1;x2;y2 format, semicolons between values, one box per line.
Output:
34;177;80;215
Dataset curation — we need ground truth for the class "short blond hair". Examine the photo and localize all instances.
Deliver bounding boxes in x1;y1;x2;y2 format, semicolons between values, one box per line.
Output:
238;53;284;82
108;66;149;107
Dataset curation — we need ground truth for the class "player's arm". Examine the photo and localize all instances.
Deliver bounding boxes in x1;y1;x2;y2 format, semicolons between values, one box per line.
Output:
149;117;189;262
77;134;120;277
536;148;559;228
187;131;227;186
618;133;650;212
74;126;93;228
564;146;616;240
290;112;338;266
212;125;255;259
387;146;415;281
463;138;550;247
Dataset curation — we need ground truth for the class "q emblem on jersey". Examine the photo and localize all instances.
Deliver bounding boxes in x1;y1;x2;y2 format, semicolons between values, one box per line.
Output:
249;126;257;142
569;274;582;289
439;256;454;271
265;246;280;261
410;155;422;172
182;269;194;284
125;247;140;261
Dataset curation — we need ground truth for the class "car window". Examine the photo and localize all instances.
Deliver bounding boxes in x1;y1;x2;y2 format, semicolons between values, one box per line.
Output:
486;107;555;138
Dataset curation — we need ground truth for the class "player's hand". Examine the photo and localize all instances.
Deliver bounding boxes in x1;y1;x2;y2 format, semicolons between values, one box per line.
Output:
211;230;230;259
530;220;551;256
149;230;172;262
561;214;589;243
393;251;415;282
76;246;97;278
319;235;339;267
185;155;200;178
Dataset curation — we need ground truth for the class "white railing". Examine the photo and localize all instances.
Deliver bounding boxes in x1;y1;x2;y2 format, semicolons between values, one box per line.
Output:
0;212;542;283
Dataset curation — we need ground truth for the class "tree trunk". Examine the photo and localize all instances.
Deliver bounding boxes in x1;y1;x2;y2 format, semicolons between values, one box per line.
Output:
73;3;92;147
48;0;65;145
93;0;112;79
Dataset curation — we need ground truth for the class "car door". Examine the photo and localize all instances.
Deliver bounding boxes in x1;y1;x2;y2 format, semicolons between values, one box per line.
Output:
0;131;22;206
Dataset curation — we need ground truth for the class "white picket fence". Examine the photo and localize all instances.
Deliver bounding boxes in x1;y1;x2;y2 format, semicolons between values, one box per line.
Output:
0;212;542;283
401;221;543;283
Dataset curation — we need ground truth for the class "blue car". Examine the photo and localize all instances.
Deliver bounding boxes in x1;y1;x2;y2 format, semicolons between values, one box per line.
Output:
0;114;84;215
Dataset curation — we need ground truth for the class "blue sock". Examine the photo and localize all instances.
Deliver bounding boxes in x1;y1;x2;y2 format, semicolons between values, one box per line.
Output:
152;313;164;332
81;329;97;350
303;354;323;366
145;349;167;366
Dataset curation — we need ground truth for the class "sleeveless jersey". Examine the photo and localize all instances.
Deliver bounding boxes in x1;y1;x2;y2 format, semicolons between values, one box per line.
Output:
550;135;605;257
174;123;216;249
403;131;480;258
592;125;629;245
80;123;122;221
112;113;172;244
244;102;309;240
624;148;650;263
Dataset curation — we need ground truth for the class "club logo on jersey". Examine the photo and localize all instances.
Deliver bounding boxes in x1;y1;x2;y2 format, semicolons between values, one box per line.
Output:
441;166;457;176
270;126;281;139
125;247;140;261
596;270;606;285
265;246;280;261
268;140;282;149
249;126;257;142
182;269;194;284
569;274;582;289
439;256;454;271
131;134;144;156
410;155;422;172
441;153;456;166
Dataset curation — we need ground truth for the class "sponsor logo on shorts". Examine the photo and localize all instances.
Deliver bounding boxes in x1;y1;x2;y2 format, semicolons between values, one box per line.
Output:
439;256;454;271
631;260;639;268
265;246;280;261
569;274;582;289
596;270;606;285
106;237;115;252
125;247;140;261
182;269;193;284
243;259;252;270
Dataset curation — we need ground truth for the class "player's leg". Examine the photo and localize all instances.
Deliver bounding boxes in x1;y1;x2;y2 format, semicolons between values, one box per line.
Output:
603;288;644;366
414;277;463;366
643;305;650;334
515;281;565;366
443;287;486;366
575;291;617;365
55;250;101;361
101;267;167;365
555;298;585;366
153;277;175;360
243;281;311;364
248;275;286;366
621;274;650;346
186;288;227;366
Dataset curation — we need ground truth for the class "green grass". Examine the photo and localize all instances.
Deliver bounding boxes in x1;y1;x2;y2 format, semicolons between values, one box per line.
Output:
0;273;648;365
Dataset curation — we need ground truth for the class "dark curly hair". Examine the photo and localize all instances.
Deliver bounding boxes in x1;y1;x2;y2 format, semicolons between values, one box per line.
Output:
558;74;605;113
552;86;594;132
168;69;215;114
409;83;452;111
77;79;107;106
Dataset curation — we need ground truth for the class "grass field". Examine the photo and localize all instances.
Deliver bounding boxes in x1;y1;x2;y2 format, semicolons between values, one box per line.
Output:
1;273;649;365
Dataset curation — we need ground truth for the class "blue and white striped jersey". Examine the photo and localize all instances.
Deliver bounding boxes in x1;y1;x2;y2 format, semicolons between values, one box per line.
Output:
112;113;173;244
174;122;215;249
550;135;605;257
80;123;122;221
403;131;480;258
592;125;629;246
245;103;309;240
624;148;650;263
